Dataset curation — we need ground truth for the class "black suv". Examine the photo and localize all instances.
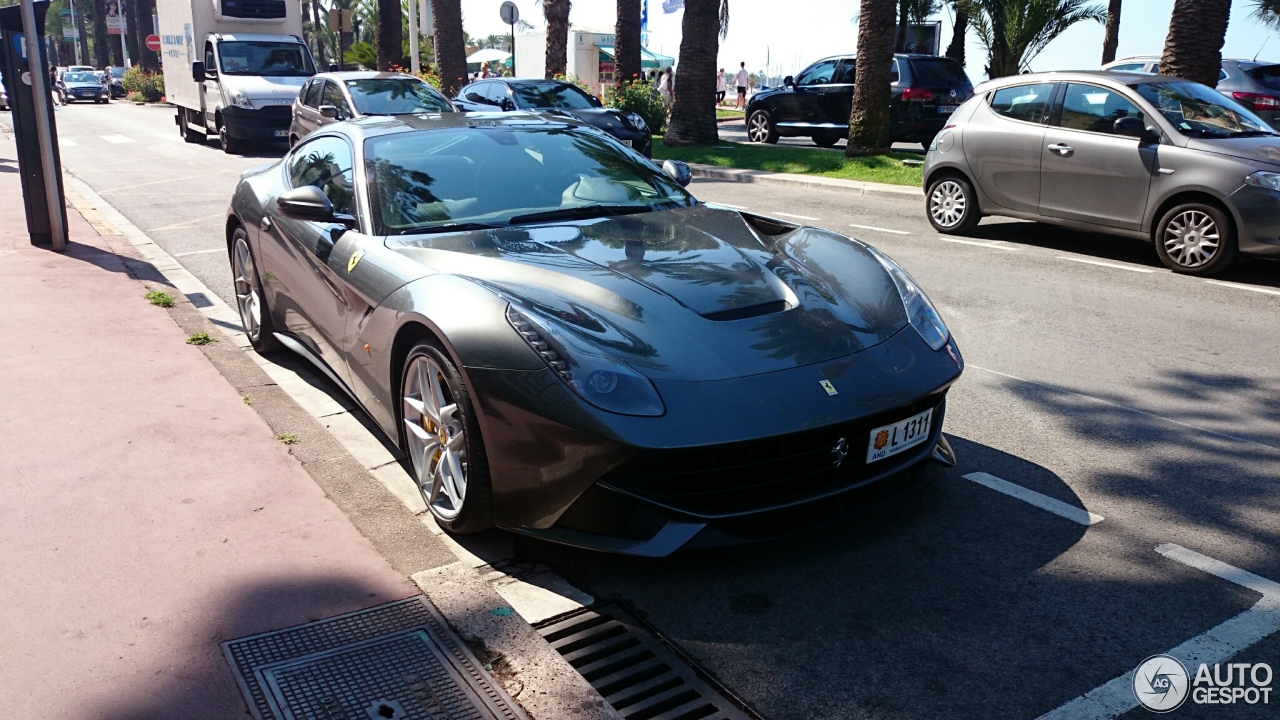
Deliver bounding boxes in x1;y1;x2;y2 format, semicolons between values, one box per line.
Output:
745;53;973;147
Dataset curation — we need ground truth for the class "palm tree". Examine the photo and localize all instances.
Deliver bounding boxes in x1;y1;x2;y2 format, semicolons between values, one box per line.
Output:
1252;0;1280;28
615;0;643;84
946;0;968;64
138;0;160;70
664;0;729;146
969;0;1106;78
847;0;896;156
543;0;571;78
377;0;403;69
91;0;110;67
1160;0;1232;87
431;0;467;94
1100;0;1120;64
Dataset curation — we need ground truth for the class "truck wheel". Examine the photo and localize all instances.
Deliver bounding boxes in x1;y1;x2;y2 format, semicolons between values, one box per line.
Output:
218;123;243;154
180;110;205;143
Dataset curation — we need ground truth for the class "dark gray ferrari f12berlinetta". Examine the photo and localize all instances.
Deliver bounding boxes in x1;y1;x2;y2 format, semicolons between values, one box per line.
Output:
225;111;963;556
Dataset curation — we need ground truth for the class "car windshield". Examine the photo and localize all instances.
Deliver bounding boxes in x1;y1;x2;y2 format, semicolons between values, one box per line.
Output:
109;67;124;78
345;78;454;115
367;126;693;235
64;73;97;83
1245;64;1280;92
1136;82;1275;137
909;58;968;85
511;83;600;109
218;42;314;77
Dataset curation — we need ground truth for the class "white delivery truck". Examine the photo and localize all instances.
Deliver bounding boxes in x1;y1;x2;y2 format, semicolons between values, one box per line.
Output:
158;0;317;152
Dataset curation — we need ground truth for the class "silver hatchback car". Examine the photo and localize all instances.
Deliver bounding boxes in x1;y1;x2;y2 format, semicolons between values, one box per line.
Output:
923;71;1280;275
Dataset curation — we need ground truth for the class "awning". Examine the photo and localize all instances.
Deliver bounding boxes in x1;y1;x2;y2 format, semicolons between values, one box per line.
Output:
597;45;675;70
466;48;512;64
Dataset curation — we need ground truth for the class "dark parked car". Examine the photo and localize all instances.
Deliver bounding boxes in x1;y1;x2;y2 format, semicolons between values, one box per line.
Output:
746;53;973;147
1102;56;1280;129
290;71;455;146
225;112;961;555
58;71;109;104
453;78;652;157
924;71;1280;275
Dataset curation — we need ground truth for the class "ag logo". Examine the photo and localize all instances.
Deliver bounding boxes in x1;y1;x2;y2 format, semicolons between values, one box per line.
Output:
831;438;849;466
1133;654;1190;712
347;250;365;273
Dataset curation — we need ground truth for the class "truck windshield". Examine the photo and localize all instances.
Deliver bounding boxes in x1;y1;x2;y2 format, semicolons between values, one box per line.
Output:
218;42;314;77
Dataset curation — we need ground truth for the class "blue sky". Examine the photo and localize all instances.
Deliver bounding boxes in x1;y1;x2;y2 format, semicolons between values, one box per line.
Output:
459;0;1280;82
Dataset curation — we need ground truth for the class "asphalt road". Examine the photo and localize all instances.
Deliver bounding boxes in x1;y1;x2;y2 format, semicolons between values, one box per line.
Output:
25;102;1280;719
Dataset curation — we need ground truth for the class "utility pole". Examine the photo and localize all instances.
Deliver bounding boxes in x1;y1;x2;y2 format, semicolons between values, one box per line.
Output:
20;0;67;250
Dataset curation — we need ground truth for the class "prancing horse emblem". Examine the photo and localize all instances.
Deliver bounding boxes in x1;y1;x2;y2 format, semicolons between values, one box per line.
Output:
347;250;365;273
831;438;849;466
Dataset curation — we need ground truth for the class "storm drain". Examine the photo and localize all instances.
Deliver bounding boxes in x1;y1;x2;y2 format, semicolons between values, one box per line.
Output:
535;604;756;720
222;597;525;720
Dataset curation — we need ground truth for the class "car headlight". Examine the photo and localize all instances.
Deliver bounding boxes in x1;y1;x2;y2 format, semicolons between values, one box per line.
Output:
627;112;647;131
867;247;950;351
507;305;665;416
230;91;254;110
1244;171;1280;191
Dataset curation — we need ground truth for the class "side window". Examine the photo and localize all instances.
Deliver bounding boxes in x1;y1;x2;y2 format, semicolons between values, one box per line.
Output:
322;81;352;119
288;137;355;216
1058;83;1144;134
1108;63;1146;73
889;59;900;84
485;83;510;106
1219;68;1229;82
832;59;856;85
302;80;323;108
796;60;838;86
204;43;215;71
463;83;488;104
990;83;1056;124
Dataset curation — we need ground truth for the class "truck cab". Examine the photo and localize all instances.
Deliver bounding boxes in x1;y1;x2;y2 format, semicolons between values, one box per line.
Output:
192;34;314;152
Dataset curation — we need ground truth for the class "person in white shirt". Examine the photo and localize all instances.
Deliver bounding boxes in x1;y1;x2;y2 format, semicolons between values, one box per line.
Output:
734;62;749;110
716;69;727;105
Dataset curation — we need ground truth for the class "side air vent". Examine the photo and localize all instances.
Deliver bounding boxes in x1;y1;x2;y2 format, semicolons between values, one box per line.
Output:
218;0;287;20
535;603;758;720
701;300;789;322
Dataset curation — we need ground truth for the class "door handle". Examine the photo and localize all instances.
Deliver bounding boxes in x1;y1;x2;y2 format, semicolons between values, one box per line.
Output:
1047;143;1074;156
260;216;272;232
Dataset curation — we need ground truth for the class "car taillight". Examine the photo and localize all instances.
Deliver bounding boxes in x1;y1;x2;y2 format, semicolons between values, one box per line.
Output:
1231;92;1280;110
901;87;935;101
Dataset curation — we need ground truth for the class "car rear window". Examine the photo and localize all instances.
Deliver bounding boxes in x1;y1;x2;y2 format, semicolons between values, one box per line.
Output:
909;58;968;86
1246;64;1280;91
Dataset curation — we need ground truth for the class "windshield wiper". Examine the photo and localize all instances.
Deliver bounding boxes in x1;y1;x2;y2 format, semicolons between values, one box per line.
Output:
509;204;655;225
390;221;507;236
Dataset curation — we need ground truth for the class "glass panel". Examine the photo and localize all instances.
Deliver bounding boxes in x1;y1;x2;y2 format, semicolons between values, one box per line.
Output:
322;82;352;119
345;78;453;114
216;41;314;77
909;58;968;85
832;60;856;85
1058;84;1145;134
1246;64;1280;91
510;82;599;109
1136;82;1273;137
990;83;1055;123
795;60;837;86
289;137;355;215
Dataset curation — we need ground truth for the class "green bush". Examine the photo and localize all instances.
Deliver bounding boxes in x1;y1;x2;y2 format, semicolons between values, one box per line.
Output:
605;80;668;134
389;64;442;91
121;67;164;102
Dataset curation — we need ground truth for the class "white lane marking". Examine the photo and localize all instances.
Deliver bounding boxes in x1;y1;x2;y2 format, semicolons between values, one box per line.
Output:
99;134;136;144
1036;544;1280;720
774;212;819;221
1204;279;1280;297
940;237;1012;249
153;133;180;142
969;364;1280;452
57;137;78;147
709;201;749;209
962;472;1104;525
172;248;225;257
850;223;910;235
1058;256;1155;273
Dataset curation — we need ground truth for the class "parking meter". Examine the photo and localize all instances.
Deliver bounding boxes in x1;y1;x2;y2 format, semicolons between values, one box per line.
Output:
0;1;67;247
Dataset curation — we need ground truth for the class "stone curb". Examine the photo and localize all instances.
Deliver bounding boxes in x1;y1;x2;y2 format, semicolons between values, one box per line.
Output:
688;162;924;202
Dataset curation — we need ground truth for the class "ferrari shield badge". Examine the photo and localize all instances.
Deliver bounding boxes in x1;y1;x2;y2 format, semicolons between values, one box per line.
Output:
819;379;838;396
347;250;365;273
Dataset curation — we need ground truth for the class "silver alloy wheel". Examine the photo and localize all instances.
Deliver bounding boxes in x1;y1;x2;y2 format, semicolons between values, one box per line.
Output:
1163;210;1219;268
403;355;468;521
232;236;262;342
929;180;967;228
748;112;771;142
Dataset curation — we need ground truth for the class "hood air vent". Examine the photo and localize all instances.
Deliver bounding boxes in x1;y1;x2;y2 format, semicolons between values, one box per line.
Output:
701;300;790;322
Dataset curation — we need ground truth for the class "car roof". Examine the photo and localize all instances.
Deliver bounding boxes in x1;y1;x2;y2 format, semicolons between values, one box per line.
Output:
803;53;960;64
974;70;1190;92
312;71;423;82
315;110;588;143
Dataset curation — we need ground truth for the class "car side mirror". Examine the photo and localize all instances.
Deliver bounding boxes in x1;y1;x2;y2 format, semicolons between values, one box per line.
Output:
192;61;206;82
277;186;336;222
1114;116;1159;143
318;105;340;120
662;159;692;187
783;76;794;87
500;97;514;111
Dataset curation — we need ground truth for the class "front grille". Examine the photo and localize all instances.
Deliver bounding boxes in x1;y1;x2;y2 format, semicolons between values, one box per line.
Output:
602;394;944;517
259;105;293;118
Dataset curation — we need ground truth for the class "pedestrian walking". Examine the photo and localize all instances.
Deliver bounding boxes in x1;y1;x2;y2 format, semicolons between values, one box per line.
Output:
48;65;61;106
658;67;673;104
716;69;726;105
480;62;490;79
734;62;749;110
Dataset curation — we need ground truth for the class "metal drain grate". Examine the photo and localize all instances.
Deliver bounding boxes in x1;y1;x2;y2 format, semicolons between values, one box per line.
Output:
535;604;756;720
223;597;525;720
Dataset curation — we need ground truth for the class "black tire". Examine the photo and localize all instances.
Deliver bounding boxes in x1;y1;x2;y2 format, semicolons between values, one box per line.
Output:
400;341;494;534
218;122;244;154
229;226;281;353
812;131;842;148
181;110;206;143
925;174;981;234
1153;202;1238;276
747;109;779;144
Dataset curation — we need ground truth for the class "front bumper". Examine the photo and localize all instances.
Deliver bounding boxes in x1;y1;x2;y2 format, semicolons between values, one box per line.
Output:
221;105;293;141
608;127;652;157
1228;184;1280;257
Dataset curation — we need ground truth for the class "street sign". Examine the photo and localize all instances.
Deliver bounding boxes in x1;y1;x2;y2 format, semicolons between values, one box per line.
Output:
499;1;518;25
145;34;160;52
